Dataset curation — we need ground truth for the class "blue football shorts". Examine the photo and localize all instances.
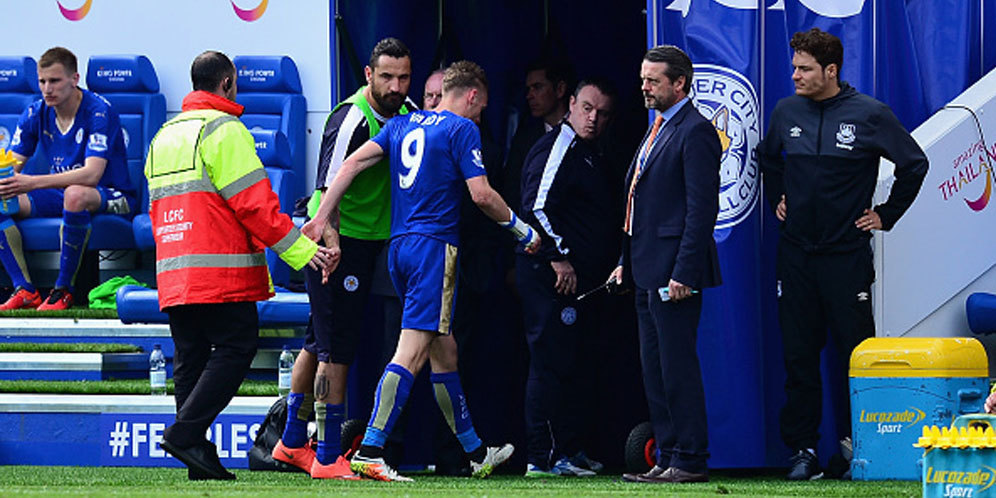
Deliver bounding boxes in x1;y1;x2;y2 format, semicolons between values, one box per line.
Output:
388;233;459;335
27;186;136;218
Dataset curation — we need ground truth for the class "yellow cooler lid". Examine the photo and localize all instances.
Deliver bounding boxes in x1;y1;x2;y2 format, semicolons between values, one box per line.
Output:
849;337;988;378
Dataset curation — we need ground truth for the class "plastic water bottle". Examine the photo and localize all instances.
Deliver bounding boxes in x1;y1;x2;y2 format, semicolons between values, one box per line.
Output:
0;149;19;214
149;344;166;396
278;345;295;397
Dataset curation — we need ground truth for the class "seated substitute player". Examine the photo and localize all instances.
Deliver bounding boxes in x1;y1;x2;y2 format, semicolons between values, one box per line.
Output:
302;60;541;482
0;47;135;310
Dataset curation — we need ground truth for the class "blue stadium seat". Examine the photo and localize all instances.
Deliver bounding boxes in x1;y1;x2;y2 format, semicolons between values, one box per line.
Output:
17;55;164;251
967;292;996;335
251;129;294;213
251;129;296;286
116;285;309;326
0;57;41;173
233;56;307;205
86;55;166;214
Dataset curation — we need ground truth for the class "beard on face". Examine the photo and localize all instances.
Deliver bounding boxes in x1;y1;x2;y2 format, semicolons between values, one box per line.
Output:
372;86;405;115
644;91;677;112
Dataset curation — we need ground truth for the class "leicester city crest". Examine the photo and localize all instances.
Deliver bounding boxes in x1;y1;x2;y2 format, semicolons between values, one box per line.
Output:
560;306;577;325
343;275;359;292
0;126;10;150
691;64;760;230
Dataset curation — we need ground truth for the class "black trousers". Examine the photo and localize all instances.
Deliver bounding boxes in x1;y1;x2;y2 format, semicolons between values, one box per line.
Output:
635;287;709;474
777;241;874;452
164;301;259;448
516;255;597;466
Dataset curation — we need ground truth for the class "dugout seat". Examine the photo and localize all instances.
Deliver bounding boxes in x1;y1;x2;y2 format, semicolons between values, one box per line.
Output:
0;57;41;176
252;129;296;286
967;292;996;335
116;285;309;326
233;56;306;206
17;55;165;251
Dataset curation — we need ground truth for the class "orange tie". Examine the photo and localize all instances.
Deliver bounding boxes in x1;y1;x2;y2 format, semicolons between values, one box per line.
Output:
623;115;664;233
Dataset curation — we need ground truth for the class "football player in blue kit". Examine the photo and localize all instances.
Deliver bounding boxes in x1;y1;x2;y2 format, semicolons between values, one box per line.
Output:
0;47;134;310
303;60;540;482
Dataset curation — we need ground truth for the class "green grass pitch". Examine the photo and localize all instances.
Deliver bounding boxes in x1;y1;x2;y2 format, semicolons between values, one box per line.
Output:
0;466;921;497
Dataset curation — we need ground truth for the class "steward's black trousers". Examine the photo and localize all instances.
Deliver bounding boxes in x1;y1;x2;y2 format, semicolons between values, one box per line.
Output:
164;302;259;448
777;240;875;452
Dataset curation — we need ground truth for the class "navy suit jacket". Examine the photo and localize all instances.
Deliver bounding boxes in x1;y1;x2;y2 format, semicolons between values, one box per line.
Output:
621;101;723;291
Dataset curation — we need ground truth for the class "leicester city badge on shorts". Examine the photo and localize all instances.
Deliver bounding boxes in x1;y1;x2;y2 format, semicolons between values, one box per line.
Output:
343;275;359;292
560;306;577;325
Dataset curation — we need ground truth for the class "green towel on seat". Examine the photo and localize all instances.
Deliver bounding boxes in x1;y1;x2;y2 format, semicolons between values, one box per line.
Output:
88;276;149;309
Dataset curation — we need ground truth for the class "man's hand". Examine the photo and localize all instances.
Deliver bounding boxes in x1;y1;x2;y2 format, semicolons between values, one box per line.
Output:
0;173;35;199
776;194;787;221
301;218;325;242
551;260;577;295
608;266;623;285
668;278;692;301
307;246;337;273
855;208;882;231
985;391;996;414
522;226;541;255
320;236;341;284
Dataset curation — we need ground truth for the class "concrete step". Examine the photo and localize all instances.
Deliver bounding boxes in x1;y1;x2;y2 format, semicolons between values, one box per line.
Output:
0;318;305;359
0;352;148;380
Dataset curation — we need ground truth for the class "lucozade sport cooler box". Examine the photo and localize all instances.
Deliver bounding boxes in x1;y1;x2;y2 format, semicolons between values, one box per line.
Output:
849;338;989;480
916;414;996;498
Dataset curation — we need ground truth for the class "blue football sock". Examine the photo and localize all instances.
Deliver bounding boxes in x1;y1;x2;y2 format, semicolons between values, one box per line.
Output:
55;209;91;291
431;371;482;454
281;392;314;448
315;402;344;465
0;215;32;292
360;363;414;449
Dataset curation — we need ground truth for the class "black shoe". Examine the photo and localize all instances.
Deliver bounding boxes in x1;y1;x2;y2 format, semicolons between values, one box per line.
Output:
787;449;822;481
622;465;666;483
162;439;236;480
638;467;709;483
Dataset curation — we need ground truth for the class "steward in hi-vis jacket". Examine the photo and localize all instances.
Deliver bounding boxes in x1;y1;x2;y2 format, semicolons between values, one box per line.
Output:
144;51;331;481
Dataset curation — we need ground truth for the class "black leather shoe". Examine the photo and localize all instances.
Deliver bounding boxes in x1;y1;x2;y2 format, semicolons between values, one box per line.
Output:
162;439;235;480
622;465;667;482
638;467;708;483
787;449;822;481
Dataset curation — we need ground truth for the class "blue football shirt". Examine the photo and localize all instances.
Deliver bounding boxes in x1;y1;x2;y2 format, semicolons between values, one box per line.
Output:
372;110;486;245
11;89;133;196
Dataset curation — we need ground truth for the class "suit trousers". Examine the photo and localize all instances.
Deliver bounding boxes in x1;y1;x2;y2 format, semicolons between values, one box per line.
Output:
635;287;709;473
164;301;259;448
777;240;874;452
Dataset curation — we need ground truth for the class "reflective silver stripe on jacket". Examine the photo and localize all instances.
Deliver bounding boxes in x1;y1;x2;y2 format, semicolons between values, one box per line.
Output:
218;168;268;200
148;114;241;202
271;228;303;255
156;253;267;273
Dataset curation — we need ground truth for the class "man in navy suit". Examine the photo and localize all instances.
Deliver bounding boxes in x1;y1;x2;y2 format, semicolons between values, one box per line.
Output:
611;45;722;484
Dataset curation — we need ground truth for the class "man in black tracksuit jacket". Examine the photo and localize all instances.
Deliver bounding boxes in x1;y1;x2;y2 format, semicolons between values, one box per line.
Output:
758;28;928;480
516;80;616;476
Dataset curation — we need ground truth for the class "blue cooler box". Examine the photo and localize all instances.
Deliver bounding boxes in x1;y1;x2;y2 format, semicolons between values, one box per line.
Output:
918;414;996;498
849;338;989;480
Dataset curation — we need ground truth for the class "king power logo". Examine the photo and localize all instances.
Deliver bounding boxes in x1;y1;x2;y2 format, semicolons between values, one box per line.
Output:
231;0;268;22
692;64;760;230
58;0;92;21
